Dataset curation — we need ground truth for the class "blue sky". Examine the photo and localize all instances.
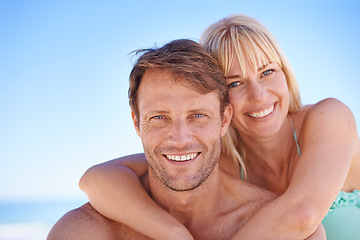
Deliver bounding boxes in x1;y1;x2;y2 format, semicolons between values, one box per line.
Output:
1;0;359;201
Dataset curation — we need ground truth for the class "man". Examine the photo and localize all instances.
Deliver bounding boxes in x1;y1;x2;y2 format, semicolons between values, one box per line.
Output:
47;39;325;239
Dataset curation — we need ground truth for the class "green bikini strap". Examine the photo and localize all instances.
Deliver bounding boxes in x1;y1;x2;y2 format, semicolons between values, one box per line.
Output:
290;115;301;157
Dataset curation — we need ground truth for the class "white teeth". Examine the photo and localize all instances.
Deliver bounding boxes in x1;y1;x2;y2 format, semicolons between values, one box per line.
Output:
249;104;274;118
166;153;198;162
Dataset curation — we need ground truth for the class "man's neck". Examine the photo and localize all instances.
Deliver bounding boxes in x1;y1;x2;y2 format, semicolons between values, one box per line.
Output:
145;166;223;227
140;165;274;240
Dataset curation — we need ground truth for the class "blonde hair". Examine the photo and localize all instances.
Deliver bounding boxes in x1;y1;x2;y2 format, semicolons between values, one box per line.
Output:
200;14;302;178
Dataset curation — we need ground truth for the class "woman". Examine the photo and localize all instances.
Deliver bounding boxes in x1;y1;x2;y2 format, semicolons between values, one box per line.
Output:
80;14;360;239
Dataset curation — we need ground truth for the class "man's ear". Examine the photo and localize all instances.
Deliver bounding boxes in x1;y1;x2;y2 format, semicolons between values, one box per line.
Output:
221;104;233;137
131;110;141;137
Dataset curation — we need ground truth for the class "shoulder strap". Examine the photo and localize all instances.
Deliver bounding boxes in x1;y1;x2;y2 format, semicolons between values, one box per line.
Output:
290;116;301;156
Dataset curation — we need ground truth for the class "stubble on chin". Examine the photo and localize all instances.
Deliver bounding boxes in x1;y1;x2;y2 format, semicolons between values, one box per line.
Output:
144;140;222;192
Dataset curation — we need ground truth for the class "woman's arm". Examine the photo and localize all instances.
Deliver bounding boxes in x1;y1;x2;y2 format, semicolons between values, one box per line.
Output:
306;224;326;240
232;98;358;239
79;153;194;240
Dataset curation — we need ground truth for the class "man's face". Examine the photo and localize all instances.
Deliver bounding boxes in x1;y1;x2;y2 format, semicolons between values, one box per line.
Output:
132;69;231;191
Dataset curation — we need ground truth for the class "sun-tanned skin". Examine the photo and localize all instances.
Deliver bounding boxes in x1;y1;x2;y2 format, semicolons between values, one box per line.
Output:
48;62;277;240
48;39;326;240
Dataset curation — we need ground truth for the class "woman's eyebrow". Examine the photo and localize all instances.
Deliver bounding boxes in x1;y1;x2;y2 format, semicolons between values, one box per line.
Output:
226;74;242;80
257;65;267;72
257;62;275;71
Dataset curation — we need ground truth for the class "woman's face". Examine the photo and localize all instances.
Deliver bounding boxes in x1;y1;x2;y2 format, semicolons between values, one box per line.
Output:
226;58;289;139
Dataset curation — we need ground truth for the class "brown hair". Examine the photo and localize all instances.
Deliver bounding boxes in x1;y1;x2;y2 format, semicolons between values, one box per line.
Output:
129;39;229;125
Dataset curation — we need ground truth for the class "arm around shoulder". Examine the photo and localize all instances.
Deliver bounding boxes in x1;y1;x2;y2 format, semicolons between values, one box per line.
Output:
276;97;358;236
231;98;357;239
78;154;194;240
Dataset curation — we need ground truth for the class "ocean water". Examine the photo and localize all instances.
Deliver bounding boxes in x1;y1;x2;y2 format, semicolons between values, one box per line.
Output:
0;199;87;240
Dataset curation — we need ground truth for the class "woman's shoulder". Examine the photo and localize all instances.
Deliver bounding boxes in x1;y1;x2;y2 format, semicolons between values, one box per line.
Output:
291;98;358;149
296;98;355;128
306;98;352;116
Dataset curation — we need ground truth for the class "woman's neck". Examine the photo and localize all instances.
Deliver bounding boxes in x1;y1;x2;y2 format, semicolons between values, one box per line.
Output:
241;115;296;193
245;116;293;162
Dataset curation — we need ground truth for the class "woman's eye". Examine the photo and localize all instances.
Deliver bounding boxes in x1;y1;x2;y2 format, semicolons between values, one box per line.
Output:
262;69;274;76
228;81;240;88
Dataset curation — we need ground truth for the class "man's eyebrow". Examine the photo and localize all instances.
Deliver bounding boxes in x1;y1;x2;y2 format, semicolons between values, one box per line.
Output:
189;107;213;113
145;109;169;115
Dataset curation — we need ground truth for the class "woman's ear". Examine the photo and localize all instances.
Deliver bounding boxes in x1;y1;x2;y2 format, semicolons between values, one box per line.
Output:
221;104;233;137
131;110;141;137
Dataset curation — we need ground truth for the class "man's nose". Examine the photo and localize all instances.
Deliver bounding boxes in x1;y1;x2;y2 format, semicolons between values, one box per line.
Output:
167;119;193;147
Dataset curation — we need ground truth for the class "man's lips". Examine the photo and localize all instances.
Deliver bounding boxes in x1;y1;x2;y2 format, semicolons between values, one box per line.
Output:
164;152;199;162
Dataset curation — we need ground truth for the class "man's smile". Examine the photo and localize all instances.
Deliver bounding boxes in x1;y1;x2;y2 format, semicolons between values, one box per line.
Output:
164;152;200;162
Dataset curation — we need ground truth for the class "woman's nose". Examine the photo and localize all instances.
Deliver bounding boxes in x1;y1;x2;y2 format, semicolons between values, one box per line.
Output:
247;81;267;103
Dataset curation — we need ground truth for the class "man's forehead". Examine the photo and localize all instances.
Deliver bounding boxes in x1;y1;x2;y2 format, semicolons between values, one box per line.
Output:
137;70;220;114
138;69;206;98
139;88;220;111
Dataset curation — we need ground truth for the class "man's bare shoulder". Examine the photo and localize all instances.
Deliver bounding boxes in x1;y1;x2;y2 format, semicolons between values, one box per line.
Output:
47;203;149;240
47;203;116;240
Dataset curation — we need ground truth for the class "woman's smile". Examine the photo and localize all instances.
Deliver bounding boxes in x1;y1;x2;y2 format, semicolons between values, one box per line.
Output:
246;103;276;119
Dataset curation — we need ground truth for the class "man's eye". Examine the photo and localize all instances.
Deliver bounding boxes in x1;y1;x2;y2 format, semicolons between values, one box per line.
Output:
152;116;164;120
228;82;240;88
189;113;206;122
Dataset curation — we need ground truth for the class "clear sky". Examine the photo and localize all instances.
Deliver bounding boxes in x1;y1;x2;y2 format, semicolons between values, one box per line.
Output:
1;0;359;202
